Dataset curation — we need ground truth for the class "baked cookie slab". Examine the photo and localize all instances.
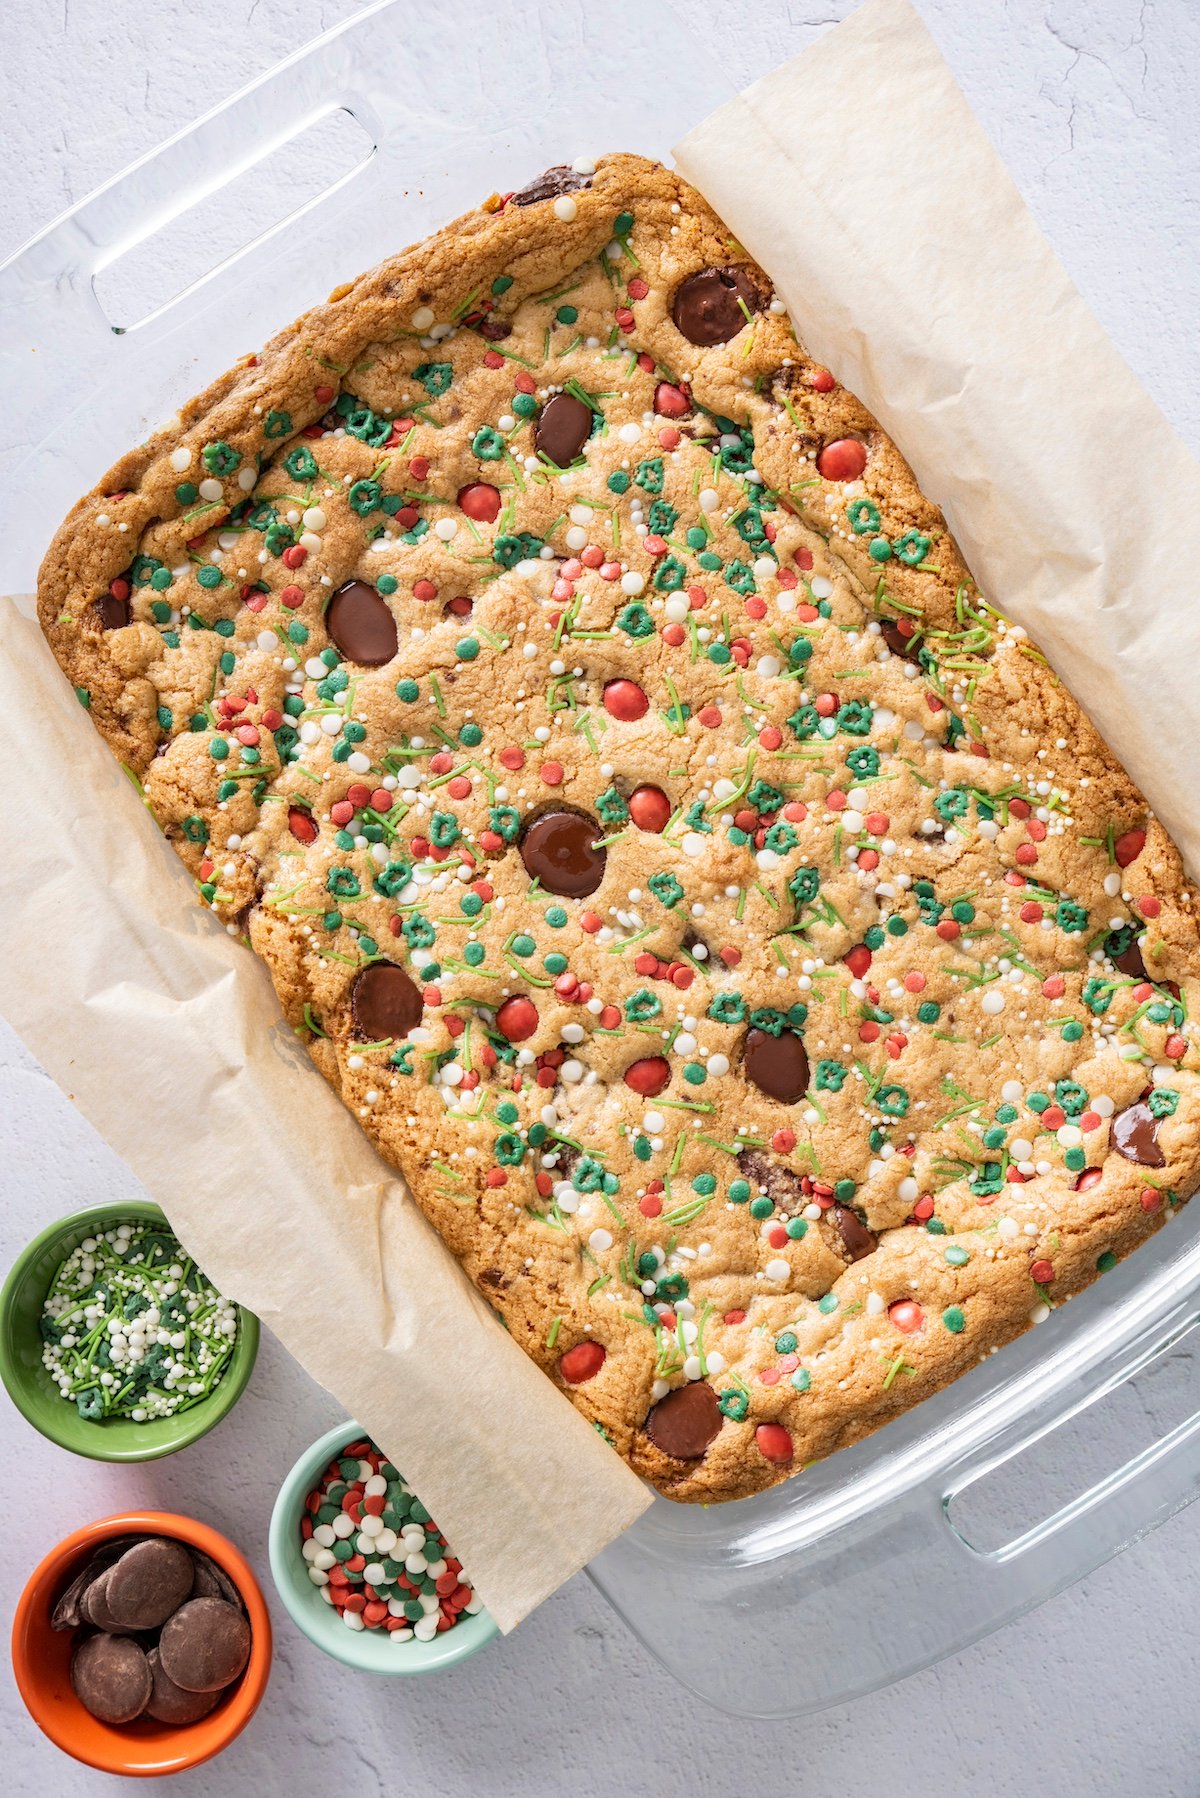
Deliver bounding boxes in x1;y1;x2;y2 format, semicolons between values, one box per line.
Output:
39;153;1200;1502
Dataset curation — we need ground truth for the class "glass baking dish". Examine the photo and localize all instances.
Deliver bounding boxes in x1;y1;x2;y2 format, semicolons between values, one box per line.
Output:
4;0;1198;1718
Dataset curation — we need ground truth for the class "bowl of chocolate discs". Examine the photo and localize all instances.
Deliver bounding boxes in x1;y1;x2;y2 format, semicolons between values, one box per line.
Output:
11;1509;272;1775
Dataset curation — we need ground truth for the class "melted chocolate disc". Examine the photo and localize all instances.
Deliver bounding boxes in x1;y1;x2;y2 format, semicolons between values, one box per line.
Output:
92;592;131;630
511;165;592;207
644;1380;723;1460
1111;1099;1165;1168
881;616;922;661
519;809;606;897
326;580;398;666
833;1204;877;1261
535;392;594;467
351;962;423;1040
671;267;762;346
744;1028;810;1104
1110;935;1149;981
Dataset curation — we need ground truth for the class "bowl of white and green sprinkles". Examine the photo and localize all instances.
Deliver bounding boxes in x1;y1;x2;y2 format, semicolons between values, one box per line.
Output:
0;1200;258;1461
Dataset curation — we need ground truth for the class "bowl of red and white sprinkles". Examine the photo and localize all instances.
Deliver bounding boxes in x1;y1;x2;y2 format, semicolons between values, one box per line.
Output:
268;1423;497;1674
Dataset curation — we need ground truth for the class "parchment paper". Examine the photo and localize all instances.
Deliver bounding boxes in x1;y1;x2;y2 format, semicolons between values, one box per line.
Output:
676;0;1200;879
4;0;1198;1633
0;593;651;1631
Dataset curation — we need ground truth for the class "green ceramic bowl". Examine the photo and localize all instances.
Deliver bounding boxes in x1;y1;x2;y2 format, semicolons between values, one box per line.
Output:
269;1420;499;1675
0;1199;258;1461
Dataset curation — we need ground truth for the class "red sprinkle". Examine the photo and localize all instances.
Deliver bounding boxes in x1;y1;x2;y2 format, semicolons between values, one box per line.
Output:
889;1300;925;1333
458;482;501;522
624;1057;671;1097
654;381;690;418
1115;828;1146;868
817;438;867;481
755;1423;795;1465
603;679;649;721
496;996;538;1041
559;1341;606;1384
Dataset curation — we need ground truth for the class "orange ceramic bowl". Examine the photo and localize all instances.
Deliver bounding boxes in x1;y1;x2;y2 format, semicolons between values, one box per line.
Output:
12;1510;272;1777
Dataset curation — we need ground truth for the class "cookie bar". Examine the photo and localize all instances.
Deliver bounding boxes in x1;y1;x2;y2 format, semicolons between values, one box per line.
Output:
39;154;1200;1502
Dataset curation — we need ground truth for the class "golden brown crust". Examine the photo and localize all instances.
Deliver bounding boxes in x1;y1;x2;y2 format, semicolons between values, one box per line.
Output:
39;153;1200;1502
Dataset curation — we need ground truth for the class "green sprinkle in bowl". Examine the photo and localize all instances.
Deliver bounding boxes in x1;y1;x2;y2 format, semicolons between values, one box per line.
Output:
269;1420;499;1675
0;1200;259;1462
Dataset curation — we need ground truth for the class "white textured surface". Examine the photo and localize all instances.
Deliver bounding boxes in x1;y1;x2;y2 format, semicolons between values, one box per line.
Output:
3;1;1198;1793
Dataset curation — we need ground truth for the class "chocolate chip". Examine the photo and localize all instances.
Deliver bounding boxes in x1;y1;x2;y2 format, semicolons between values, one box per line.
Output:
92;592;131;630
1112;1099;1166;1168
51;1540;142;1632
671;267;762;346
71;1632;152;1724
158;1597;251;1693
351;961;423;1040
736;1147;807;1215
644;1380;723;1460
188;1548;246;1611
519;808;606;897
145;1645;221;1724
744;1028;810;1104
475;317;512;341
326;579;398;666
832;1204;877;1261
105;1536;195;1631
534;393;594;467
510;165;592;208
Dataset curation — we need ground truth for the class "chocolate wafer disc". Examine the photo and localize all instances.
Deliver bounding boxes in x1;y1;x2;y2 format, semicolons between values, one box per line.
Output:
145;1645;222;1724
158;1597;251;1692
70;1633;152;1725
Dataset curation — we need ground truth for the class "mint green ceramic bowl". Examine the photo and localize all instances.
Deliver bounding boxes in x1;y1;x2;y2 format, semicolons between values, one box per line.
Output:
269;1420;498;1675
0;1199;258;1461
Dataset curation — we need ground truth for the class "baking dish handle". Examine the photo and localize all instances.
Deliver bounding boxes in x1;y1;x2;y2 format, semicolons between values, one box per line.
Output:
588;1295;1200;1717
0;0;729;593
0;0;411;339
940;1318;1200;1576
